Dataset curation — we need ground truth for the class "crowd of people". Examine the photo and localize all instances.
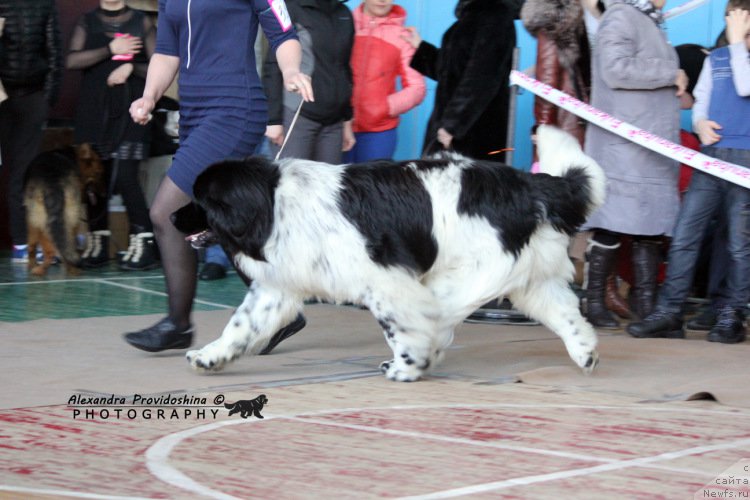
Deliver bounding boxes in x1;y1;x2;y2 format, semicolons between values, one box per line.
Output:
1;0;748;351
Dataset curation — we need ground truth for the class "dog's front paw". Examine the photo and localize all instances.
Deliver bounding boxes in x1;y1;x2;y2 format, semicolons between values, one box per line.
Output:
186;348;227;372
572;349;599;375
380;359;422;382
30;265;47;277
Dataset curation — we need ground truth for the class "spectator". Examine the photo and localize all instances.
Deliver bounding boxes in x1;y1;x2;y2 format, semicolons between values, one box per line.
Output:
264;0;355;163
66;0;158;270
581;0;688;328
123;0;313;353
0;0;62;263
628;1;750;344
344;0;425;163
404;0;518;162
521;0;617;313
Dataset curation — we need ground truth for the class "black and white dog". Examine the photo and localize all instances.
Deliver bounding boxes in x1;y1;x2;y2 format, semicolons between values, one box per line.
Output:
172;126;606;381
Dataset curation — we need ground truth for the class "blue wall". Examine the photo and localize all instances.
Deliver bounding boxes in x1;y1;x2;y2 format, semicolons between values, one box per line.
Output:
348;0;727;168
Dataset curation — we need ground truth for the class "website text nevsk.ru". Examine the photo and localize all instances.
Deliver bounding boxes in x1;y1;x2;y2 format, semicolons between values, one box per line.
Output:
67;393;224;420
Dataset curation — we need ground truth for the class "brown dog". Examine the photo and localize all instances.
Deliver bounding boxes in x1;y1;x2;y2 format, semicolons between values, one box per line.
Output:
23;143;105;276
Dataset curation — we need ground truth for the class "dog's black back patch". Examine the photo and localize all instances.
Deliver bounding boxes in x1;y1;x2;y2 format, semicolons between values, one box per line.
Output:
338;160;438;274
458;162;541;257
529;167;592;235
459;161;592;257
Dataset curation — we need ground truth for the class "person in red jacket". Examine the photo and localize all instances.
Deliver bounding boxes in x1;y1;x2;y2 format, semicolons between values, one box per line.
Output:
345;0;425;162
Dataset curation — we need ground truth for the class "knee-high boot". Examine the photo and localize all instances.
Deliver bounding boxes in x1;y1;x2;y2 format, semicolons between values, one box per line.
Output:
585;241;621;328
629;240;661;320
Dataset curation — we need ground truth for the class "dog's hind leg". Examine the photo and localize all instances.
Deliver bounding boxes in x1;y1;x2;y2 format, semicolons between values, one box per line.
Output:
186;282;302;372
364;278;442;382
509;279;599;374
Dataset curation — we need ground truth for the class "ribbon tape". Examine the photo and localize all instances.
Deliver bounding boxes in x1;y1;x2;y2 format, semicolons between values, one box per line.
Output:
510;70;750;189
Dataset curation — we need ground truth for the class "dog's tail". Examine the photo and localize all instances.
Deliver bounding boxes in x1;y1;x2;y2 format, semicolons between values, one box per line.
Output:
535;125;606;215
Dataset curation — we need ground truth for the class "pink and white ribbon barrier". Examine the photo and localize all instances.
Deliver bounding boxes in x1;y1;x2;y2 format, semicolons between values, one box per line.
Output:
510;70;750;189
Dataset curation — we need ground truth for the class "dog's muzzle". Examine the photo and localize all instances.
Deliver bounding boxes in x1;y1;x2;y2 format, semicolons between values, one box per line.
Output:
185;230;218;249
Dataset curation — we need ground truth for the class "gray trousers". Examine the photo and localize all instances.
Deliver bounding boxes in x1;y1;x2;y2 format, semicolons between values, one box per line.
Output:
270;106;343;164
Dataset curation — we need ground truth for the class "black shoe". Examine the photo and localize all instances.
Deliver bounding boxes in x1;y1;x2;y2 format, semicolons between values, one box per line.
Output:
123;317;194;352
686;306;716;331
707;307;746;344
259;314;306;355
627;310;685;338
199;262;227;281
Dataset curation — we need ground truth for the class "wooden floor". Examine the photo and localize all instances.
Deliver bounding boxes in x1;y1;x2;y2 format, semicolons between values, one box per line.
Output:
1;256;749;499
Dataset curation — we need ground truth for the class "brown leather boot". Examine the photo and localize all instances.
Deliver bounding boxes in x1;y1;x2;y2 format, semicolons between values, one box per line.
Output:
605;274;632;319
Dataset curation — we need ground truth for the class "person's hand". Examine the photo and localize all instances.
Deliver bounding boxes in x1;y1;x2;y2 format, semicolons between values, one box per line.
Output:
282;70;314;102
402;27;422;49
725;8;750;45
109;34;142;56
342;120;355;152
695;119;722;146
107;63;133;86
265;124;285;147
674;69;688;97
130;96;155;125
437;127;453;149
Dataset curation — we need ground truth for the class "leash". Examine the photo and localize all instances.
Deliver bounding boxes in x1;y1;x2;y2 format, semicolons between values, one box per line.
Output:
274;99;304;161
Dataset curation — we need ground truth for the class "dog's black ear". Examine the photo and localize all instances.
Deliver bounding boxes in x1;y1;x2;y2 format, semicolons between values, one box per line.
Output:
195;157;280;261
171;202;209;234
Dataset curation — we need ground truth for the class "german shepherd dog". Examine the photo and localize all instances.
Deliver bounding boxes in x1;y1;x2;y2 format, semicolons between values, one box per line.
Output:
23;143;105;276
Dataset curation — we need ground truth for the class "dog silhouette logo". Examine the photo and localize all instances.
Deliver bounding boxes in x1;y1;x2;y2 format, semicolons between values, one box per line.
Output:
224;394;268;419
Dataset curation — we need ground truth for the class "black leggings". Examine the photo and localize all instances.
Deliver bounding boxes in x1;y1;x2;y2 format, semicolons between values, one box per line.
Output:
87;158;152;232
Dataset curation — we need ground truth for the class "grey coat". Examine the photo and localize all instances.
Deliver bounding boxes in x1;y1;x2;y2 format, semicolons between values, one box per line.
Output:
583;0;681;236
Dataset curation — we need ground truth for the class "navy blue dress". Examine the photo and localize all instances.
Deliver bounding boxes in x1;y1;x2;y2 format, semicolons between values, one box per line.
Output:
156;0;297;195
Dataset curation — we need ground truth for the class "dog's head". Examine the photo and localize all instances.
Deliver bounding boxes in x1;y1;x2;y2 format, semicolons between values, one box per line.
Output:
75;143;106;196
171;202;218;248
171;156;280;261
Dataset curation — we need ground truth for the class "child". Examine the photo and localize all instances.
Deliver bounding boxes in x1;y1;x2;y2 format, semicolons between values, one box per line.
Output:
627;1;750;344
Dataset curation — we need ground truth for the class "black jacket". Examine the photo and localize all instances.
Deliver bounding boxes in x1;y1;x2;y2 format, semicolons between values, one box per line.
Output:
263;0;353;126
0;0;62;104
410;0;516;161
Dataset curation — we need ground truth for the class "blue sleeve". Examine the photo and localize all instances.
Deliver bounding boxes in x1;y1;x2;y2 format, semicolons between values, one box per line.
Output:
155;0;179;57
254;0;298;52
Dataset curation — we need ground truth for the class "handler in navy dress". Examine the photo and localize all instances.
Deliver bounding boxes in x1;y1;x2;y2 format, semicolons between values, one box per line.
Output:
124;0;314;352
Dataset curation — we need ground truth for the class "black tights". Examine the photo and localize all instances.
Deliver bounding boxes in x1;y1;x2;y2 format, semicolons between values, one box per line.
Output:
150;177;196;330
87;159;152;232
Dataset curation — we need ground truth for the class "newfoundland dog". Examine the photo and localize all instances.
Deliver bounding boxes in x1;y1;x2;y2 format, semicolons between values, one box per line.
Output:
172;126;606;381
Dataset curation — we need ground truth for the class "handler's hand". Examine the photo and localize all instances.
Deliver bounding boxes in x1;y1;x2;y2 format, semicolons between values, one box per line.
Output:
283;71;314;102
130;96;154;125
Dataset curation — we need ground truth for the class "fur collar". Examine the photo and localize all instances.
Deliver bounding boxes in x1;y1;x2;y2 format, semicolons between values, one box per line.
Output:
521;0;585;39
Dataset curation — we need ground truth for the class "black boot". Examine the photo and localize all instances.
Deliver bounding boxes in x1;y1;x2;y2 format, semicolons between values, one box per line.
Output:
629;240;661;320
585;242;620;329
80;230;111;268
120;231;160;271
627;309;685;338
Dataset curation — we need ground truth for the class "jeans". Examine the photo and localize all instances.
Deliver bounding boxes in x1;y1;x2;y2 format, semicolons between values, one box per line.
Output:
343;128;398;163
205;244;231;269
658;146;750;314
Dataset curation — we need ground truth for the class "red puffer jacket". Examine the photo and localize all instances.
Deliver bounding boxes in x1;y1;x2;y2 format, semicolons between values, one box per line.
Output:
350;4;426;133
